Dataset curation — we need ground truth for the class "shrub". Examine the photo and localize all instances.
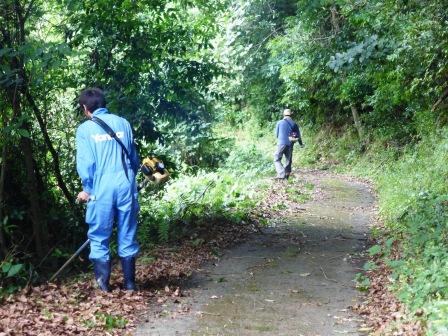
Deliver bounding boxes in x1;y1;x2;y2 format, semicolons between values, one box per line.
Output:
137;127;273;245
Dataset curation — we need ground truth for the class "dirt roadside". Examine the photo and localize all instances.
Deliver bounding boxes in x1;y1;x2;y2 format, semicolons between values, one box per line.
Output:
136;170;375;336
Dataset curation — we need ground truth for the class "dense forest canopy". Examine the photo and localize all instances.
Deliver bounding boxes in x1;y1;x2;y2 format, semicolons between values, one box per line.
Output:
1;0;448;331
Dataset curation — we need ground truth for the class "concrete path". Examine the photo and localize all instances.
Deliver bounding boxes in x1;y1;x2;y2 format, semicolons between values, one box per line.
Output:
136;170;374;336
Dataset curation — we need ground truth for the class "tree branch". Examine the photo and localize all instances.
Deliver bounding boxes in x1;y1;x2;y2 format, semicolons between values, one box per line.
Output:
24;0;37;21
330;6;340;34
431;86;448;112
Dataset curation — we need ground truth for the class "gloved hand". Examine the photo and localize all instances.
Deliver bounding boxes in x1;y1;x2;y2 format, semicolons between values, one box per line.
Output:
77;191;90;203
152;171;170;184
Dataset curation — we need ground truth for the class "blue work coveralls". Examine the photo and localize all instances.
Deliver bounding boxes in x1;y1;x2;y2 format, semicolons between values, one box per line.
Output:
76;108;140;262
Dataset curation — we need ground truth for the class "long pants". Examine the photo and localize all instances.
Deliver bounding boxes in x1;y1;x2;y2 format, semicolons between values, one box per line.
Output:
274;144;293;178
85;170;139;262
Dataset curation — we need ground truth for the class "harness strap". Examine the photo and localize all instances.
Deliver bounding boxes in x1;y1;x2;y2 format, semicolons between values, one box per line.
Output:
90;116;131;181
284;118;294;132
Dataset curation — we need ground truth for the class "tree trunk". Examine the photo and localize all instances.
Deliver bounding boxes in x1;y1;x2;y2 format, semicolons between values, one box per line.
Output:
24;90;73;204
20;134;48;258
0;144;8;258
9;88;48;258
350;104;364;140
4;1;49;258
431;85;448;112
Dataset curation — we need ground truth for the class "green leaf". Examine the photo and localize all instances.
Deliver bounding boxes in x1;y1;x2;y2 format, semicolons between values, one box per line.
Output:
1;262;12;274
367;244;382;256
0;47;12;57
7;264;24;278
385;237;395;249
17;129;30;138
363;261;377;271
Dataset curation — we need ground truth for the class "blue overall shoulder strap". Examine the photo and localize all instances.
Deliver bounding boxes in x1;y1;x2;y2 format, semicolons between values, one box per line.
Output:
90;116;131;180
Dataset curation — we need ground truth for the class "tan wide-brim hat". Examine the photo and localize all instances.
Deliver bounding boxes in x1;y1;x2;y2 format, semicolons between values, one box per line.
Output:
283;109;292;116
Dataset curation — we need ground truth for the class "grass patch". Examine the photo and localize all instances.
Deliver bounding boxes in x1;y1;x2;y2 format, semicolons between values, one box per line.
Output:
245;323;275;332
246;281;260;292
282;246;301;258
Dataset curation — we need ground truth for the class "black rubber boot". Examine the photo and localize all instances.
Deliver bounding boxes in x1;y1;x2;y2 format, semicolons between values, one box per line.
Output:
92;260;111;292
120;256;136;291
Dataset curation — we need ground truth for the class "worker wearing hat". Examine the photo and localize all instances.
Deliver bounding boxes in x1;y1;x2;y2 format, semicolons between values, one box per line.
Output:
274;108;303;179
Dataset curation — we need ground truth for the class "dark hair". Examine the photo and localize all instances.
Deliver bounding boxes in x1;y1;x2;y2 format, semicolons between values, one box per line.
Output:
78;88;106;112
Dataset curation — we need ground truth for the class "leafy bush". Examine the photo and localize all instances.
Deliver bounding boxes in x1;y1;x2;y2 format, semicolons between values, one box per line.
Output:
137;128;273;245
140;119;234;174
0;259;27;298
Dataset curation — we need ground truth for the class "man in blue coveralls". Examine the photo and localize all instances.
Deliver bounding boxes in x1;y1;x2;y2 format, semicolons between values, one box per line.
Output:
76;88;140;291
274;108;303;179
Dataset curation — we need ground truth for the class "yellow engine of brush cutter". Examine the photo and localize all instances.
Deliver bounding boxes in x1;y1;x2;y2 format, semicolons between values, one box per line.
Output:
140;157;170;185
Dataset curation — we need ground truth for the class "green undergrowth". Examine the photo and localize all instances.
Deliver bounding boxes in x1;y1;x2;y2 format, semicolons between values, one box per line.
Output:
298;125;448;333
138;122;274;247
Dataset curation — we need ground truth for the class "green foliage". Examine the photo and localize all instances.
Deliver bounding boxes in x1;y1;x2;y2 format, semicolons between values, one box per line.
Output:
63;0;224;129
83;312;128;330
141;120;233;173
363;261;377;272
212;0;298;123
428;300;448;335
355;272;370;292
138;128;272;245
388;191;448;312
1;5;448;335
0;0;227;269
1;262;24;278
102;313;128;330
222;0;448;138
367;245;382;257
0;258;27;298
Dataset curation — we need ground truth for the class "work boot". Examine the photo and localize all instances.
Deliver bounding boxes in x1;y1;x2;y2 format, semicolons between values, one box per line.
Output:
92;260;111;292
120;256;137;291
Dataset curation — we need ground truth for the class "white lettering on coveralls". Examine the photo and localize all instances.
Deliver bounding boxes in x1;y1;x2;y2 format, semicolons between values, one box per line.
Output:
91;131;125;143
